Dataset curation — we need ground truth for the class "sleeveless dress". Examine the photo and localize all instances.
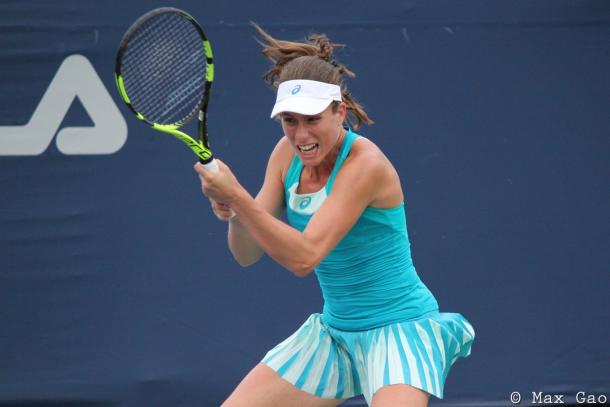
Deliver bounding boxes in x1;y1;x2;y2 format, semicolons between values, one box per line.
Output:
262;129;475;405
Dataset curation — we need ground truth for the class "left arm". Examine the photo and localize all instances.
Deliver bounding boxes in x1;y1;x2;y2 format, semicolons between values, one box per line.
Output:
197;147;393;276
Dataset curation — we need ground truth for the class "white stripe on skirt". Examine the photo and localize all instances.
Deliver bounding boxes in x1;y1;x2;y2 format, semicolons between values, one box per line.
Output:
262;312;474;405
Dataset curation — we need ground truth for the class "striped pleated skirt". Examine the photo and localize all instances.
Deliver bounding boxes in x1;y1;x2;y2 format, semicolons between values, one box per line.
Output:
262;312;474;405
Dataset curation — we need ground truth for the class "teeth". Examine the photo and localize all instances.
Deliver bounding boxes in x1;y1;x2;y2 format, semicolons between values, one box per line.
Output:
299;143;317;152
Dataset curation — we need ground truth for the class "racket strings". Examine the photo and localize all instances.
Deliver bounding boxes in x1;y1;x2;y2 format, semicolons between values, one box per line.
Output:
120;12;207;125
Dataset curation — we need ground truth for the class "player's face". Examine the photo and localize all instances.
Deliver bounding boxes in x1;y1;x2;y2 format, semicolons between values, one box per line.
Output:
280;103;346;166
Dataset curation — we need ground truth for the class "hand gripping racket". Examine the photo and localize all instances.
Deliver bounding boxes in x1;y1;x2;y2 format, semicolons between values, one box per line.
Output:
115;7;218;171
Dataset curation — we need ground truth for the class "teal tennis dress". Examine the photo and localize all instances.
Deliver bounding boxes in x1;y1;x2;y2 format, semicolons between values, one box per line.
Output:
262;129;475;405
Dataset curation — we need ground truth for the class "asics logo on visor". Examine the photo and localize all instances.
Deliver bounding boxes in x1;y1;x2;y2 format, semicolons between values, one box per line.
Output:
291;84;302;95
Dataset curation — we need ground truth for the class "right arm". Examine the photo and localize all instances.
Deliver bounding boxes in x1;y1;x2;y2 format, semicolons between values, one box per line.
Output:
225;137;290;266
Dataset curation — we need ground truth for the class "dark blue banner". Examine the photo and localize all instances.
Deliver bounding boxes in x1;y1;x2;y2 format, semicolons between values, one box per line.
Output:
1;1;609;405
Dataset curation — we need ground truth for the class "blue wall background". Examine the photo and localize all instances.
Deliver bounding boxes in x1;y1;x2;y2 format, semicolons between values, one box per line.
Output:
1;1;608;406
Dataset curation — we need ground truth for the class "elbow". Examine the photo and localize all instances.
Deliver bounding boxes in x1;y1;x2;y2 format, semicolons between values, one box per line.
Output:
228;238;264;267
236;257;258;267
232;251;262;268
289;257;320;278
291;265;314;278
289;244;323;277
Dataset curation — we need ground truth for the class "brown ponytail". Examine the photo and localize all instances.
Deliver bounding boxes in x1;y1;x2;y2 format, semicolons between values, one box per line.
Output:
252;23;373;129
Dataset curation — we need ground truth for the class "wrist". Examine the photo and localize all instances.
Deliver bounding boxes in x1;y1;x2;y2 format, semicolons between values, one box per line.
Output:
227;182;247;206
228;210;239;222
229;187;252;213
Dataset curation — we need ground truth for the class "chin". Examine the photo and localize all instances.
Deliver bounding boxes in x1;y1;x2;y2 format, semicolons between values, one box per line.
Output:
299;154;322;166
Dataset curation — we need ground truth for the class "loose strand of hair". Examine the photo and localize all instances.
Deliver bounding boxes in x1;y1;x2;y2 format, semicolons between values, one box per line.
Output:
343;92;374;130
252;22;355;86
253;22;373;128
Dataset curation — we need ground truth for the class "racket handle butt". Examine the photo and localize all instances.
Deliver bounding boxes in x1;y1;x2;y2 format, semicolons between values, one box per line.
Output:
200;158;219;172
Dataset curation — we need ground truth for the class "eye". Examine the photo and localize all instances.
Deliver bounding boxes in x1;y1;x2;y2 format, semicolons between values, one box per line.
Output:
307;116;320;123
282;116;296;124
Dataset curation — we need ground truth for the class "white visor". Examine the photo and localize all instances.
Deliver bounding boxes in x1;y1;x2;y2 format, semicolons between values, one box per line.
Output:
270;79;342;118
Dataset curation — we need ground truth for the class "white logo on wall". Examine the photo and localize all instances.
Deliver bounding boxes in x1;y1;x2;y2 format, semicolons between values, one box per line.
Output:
0;54;127;155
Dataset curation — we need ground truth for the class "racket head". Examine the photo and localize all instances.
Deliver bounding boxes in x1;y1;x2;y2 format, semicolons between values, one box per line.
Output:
115;7;214;128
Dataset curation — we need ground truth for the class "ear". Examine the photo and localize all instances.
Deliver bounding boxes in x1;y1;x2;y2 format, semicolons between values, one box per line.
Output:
337;101;347;122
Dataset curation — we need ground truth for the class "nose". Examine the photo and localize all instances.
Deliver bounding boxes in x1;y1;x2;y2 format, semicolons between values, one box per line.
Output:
293;122;308;142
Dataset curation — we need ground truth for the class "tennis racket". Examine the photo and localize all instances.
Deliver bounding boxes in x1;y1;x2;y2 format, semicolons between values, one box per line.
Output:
115;7;218;171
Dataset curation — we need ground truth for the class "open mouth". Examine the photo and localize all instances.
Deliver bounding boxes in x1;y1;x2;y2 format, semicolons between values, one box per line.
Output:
298;143;319;153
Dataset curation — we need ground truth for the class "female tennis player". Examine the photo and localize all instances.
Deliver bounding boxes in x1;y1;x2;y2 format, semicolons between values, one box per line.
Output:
194;26;475;407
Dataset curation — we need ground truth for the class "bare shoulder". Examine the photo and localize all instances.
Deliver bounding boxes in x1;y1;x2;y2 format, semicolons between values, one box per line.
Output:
273;135;294;158
347;136;396;177
342;136;403;207
267;136;295;182
256;136;293;216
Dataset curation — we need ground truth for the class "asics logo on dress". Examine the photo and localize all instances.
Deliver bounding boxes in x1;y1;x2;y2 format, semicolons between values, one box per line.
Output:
298;196;312;209
0;54;127;156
